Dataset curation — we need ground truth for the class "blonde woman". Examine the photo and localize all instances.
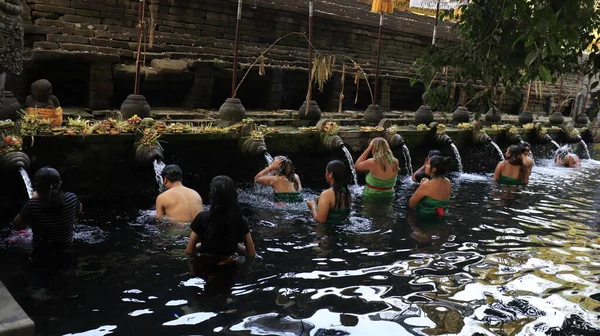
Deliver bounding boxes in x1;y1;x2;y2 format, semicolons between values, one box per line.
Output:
354;137;399;200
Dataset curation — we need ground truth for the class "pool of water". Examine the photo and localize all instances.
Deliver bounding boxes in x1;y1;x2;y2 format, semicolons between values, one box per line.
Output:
1;154;600;335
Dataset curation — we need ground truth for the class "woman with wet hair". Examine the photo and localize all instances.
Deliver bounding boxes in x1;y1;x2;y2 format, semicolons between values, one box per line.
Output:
412;149;442;183
355;137;399;200
186;175;256;275
255;156;303;203
13;167;82;283
494;145;528;185
306;160;351;223
409;156;452;217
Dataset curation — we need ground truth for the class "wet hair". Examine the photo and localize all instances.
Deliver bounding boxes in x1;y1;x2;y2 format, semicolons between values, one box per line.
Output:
520;142;531;154
371;137;399;172
161;164;182;183
506;145;524;166
205;175;244;251
326;160;351;209
34;167;65;212
277;157;300;191
428;155;452;176
564;153;580;167
428;150;442;158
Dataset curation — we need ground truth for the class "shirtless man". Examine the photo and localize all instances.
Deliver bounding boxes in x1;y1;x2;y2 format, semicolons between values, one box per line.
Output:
156;165;203;223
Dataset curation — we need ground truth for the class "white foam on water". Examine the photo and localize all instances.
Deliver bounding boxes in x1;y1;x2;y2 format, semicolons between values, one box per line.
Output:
63;325;117;336
162;312;216;326
165;300;187;306
128;309;153;317
122;289;142;294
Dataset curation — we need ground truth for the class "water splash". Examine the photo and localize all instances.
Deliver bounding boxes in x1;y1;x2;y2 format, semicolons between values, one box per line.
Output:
490;141;504;162
579;140;591;159
551;140;561;149
341;146;358;185
264;152;274;165
449;143;463;172
19;167;34;199
402;145;413;176
153;159;166;193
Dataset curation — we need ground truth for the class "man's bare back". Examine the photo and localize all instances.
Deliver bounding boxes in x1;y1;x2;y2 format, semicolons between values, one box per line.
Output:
156;185;203;223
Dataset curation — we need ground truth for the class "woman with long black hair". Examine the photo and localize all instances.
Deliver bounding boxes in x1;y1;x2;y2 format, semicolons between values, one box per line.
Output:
185;175;256;275
13;167;82;285
306;160;351;223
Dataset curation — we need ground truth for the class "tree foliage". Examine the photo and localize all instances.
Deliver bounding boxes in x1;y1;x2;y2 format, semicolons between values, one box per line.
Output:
412;0;600;114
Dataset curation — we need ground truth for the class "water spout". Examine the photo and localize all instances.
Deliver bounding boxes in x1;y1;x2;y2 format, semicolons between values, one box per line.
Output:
509;132;522;144
0;151;31;171
580;140;591;159
19;167;34;199
449;143;463;172
402;144;413;176
384;133;405;149
490;141;504;162
153;159;166;193
264;152;274;165
321;134;344;151
434;133;453;146
539;133;553;144
341;146;358;185
551;140;560;149
135;143;164;166
473;132;492;145
242;138;267;155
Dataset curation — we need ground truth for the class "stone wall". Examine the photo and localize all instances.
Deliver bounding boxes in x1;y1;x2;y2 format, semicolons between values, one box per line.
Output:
11;0;588;113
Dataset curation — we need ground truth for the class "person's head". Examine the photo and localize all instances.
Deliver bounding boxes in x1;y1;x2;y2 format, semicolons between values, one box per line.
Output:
161;164;183;188
428;150;442;159
277;156;300;190
563;153;580;168
209;175;239;214
34;167;65;211
371;137;399;172
520;142;531;156
506;145;523;166
425;155;452;176
326;160;351;208
205;175;243;253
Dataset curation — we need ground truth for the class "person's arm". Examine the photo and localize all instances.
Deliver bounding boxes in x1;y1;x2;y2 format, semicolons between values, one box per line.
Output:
243;233;256;257
185;231;200;254
409;183;428;209
354;141;373;172
13;215;26;231
155;194;165;219
308;190;332;223
412;165;425;182
294;174;303;191
255;157;283;185
493;162;503;181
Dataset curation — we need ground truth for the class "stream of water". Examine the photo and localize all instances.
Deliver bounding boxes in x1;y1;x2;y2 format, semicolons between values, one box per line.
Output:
490;141;505;162
551;140;561;149
401;144;413;176
153;159;166;193
264;152;274;165
450;143;463;172
341;146;358;185
18;168;34;199
580;140;591;159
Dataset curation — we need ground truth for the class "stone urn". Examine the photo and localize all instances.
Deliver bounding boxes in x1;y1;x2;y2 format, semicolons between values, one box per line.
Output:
485;107;501;123
518;110;534;124
548;111;565;125
452;106;470;123
134;143;164;166
0;151;31;171
219;98;246;122
364;104;383;123
415;105;434;124
298;100;321;121
575;113;590;126
121;94;151;119
0;91;21;120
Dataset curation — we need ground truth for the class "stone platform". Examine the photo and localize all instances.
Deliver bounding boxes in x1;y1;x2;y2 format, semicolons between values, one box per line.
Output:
0;282;34;336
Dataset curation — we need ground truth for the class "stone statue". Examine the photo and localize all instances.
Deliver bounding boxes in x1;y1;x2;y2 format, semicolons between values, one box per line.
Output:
0;0;24;107
25;79;61;108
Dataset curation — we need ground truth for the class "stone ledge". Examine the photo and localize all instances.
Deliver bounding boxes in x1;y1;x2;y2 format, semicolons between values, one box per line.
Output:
0;281;35;336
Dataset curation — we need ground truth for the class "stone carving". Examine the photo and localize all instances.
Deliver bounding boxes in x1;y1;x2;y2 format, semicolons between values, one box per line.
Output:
0;0;24;107
25;79;61;108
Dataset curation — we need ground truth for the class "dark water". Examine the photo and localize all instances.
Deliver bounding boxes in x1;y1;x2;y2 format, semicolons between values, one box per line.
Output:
1;152;600;336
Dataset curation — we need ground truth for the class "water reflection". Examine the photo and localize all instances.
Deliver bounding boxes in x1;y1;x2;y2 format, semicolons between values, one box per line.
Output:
0;153;599;335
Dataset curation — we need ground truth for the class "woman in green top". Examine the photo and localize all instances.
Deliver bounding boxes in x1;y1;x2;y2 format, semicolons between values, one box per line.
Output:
306;160;351;223
493;145;528;186
354;137;399;200
255;156;303;203
409;155;452;217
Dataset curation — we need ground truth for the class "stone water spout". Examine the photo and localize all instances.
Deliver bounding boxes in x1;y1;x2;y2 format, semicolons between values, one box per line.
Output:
561;126;583;143
241;138;268;155
533;123;552;144
321;134;344;151
473;131;492;145
508;132;522;144
0;151;31;171
135;143;164;165
434;133;453;146
384;133;405;149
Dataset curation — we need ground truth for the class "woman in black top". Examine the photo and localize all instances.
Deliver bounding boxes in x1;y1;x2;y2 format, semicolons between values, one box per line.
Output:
185;175;256;275
13;167;82;287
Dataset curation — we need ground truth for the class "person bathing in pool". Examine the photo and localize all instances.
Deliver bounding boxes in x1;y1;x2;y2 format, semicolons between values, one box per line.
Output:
354;137;399;200
307;160;351;223
255;156;303;203
494;145;529;186
156;164;203;223
556;153;581;168
409;156;452;217
412;150;442;183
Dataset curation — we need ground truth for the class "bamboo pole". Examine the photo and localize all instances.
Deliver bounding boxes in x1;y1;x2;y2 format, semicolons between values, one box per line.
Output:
524;82;532;111
374;12;383;105
134;0;145;95
432;0;440;45
307;0;314;102
231;0;243;98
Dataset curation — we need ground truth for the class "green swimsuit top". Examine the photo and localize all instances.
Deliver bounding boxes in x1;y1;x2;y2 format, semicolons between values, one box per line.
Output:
362;172;397;200
416;196;449;217
274;192;303;203
498;174;524;186
327;207;350;223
